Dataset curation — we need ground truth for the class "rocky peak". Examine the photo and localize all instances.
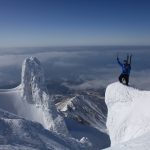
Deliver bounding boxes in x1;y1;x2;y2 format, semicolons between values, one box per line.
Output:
20;57;69;135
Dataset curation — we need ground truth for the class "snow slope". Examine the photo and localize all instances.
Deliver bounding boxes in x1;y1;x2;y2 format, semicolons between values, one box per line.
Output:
56;92;110;149
57;94;107;133
65;118;110;149
105;132;150;150
0;108;89;150
0;56;110;149
105;82;150;146
0;56;68;135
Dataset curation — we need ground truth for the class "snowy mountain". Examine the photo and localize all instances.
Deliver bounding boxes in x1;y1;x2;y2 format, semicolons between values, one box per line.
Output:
0;108;89;150
0;56;68;135
105;82;150;146
0;56;110;150
20;56;68;134
105;132;150;150
56;93;107;133
4;56;150;150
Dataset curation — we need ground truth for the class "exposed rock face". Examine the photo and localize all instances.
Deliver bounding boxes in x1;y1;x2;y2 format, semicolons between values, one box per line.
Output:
20;57;69;135
57;94;107;133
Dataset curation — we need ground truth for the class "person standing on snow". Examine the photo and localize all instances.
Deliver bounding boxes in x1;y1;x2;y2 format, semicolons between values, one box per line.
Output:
117;55;132;86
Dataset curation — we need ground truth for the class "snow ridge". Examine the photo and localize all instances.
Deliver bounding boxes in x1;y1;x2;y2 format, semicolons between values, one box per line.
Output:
0;56;111;149
0;108;88;150
105;82;150;146
57;94;107;133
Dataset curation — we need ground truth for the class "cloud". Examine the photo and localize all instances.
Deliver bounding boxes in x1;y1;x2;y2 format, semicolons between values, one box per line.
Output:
0;46;149;90
64;80;107;90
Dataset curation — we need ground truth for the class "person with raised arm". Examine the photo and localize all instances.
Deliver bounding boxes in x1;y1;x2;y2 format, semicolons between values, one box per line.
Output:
117;54;132;85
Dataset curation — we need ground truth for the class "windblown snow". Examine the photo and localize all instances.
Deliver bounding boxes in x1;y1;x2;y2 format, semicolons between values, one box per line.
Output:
105;82;150;147
0;56;110;150
20;57;68;134
0;108;87;150
0;56;68;135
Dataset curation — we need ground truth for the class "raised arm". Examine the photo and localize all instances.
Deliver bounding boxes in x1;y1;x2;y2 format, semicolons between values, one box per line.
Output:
129;54;132;65
117;57;123;67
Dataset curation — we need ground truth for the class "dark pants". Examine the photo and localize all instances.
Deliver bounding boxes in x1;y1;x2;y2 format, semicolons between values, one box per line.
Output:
119;74;129;85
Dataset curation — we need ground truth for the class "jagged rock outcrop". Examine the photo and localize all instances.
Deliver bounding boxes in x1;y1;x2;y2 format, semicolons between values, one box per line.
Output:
57;94;107;133
21;56;47;105
20;57;69;135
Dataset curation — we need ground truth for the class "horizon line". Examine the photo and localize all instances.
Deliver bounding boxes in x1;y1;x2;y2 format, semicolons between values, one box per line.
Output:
0;45;150;49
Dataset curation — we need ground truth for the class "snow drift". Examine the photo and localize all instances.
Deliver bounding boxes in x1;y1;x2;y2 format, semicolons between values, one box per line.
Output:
105;82;150;146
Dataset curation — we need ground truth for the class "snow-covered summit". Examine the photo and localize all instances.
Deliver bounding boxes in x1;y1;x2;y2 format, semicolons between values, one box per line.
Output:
21;56;47;105
105;82;150;146
19;56;69;134
0;57;111;149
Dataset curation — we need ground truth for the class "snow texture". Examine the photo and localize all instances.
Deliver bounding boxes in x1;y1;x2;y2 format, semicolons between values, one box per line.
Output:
20;56;69;134
65;118;110;149
105;82;150;146
105;132;150;150
0;56;111;149
0;108;89;150
57;94;107;133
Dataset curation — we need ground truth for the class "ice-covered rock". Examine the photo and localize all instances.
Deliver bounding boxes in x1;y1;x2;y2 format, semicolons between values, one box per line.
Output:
20;57;69;135
105;82;150;145
57;94;107;133
80;137;92;147
0;57;110;149
0;108;87;150
21;56;47;105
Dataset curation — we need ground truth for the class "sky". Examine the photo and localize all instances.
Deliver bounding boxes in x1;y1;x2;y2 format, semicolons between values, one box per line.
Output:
0;0;150;47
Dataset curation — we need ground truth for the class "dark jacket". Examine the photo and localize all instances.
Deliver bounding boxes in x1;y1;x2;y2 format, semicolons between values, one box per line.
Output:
117;58;131;75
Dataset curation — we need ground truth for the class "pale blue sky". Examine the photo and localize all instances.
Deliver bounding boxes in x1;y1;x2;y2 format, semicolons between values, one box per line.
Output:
0;0;150;47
